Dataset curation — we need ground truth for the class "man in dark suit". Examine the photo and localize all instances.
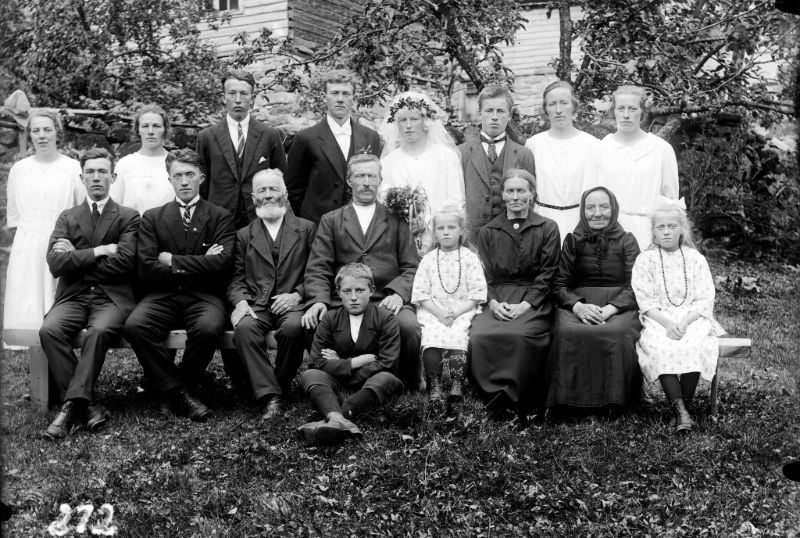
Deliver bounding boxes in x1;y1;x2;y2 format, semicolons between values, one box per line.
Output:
124;148;235;421
40;148;140;439
228;168;316;419
197;69;287;229
301;154;422;389
459;84;536;242
286;69;382;223
297;263;403;446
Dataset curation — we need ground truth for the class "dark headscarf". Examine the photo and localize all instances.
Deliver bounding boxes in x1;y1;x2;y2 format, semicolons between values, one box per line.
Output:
572;186;625;252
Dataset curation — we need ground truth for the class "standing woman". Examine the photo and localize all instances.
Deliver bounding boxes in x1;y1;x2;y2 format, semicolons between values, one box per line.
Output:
4;110;84;336
110;104;175;214
585;85;679;249
470;169;560;416
526;81;598;242
379;91;465;254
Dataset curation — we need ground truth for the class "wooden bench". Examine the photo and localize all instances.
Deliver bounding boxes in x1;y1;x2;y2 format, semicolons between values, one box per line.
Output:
4;328;749;415
3;328;277;413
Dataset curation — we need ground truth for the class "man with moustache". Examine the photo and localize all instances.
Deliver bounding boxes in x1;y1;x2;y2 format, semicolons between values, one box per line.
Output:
197;69;287;229
459;84;535;242
301;154;422;389
124;148;235;421
228;168;316;419
40;147;140;439
286;69;382;223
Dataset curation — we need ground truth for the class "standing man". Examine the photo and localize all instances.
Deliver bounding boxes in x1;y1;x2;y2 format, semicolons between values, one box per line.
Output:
286;69;382;223
301;154;422;389
228;169;316;419
40;148;140;439
197;69;287;229
459;84;535;241
124;149;235;421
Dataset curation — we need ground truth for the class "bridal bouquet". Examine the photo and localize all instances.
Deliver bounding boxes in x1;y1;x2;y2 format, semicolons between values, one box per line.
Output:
383;185;429;247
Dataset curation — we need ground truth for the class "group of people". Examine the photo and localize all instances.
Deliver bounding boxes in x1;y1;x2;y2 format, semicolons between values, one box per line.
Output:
4;68;724;447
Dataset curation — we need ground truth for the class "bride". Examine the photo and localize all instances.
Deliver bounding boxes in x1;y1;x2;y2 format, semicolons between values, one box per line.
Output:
379;91;464;254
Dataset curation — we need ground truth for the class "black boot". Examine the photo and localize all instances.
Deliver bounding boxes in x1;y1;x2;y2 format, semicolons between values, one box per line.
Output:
427;375;444;402
178;388;211;421
46;401;77;439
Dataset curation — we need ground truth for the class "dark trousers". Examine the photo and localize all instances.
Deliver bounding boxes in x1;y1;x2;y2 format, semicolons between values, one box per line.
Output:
123;294;225;393
39;287;125;402
300;369;402;413
391;305;421;387
233;309;305;399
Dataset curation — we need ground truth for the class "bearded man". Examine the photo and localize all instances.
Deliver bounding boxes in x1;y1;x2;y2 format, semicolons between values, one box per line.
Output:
227;168;316;419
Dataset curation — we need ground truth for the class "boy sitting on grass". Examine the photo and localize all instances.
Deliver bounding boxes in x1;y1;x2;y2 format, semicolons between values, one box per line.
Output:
297;263;403;446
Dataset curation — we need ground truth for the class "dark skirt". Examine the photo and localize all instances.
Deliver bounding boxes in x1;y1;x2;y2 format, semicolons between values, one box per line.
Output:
546;286;642;408
469;299;552;410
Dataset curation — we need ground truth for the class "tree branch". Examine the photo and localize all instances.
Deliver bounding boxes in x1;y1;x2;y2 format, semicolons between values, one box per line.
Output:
555;0;573;81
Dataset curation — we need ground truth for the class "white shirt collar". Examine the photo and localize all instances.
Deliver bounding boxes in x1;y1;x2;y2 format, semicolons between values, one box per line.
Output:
327;114;352;135
176;195;201;208
86;196;110;213
480;131;506;142
227;114;251;129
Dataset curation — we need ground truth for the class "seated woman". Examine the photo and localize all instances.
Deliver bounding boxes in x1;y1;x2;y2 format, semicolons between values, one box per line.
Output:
469;169;560;417
632;202;725;433
547;186;642;411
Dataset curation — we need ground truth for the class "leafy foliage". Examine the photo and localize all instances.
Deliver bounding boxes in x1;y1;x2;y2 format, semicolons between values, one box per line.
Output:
0;0;228;122
571;0;796;121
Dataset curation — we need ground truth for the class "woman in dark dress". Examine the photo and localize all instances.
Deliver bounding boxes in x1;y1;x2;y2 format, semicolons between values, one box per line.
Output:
470;169;561;415
546;186;642;409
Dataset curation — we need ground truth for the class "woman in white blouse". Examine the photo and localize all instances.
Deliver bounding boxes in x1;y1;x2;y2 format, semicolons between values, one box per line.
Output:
110;103;175;214
526;81;598;243
585;85;679;249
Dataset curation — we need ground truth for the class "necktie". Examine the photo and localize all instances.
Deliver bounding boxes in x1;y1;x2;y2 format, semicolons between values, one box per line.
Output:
91;202;100;227
481;134;507;163
180;202;196;231
237;122;245;160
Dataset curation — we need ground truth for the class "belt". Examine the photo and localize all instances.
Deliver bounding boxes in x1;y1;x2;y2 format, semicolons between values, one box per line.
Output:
535;201;579;210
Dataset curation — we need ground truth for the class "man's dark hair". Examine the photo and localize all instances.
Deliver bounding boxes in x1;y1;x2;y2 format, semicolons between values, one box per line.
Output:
221;69;256;91
80;147;116;172
346;153;381;180
165;148;205;176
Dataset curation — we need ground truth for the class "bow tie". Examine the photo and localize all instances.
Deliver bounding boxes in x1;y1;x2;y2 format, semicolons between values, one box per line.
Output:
481;134;506;145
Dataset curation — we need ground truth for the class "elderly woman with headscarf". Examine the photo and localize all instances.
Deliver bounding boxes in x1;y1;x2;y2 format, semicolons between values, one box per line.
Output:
378;91;465;255
546;186;642;410
469;169;560;418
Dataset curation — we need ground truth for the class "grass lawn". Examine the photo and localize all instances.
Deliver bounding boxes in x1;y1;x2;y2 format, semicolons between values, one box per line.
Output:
1;257;799;537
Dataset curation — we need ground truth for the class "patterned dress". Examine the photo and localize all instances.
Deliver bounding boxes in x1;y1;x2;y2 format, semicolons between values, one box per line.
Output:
632;247;725;382
411;246;487;351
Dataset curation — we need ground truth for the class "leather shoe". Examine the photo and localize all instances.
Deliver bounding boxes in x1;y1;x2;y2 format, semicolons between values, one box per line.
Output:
45;401;77;440
261;396;284;420
327;413;363;438
85;402;110;431
296;420;347;446
157;396;178;418
177;388;211;421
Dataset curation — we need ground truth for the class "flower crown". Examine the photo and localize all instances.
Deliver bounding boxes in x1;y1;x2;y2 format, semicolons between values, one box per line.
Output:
387;95;437;122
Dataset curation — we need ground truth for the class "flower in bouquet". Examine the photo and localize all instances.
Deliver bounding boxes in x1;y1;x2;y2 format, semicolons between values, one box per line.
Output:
383;185;429;238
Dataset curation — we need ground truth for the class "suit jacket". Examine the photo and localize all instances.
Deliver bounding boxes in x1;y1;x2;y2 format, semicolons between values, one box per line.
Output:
227;213;317;310
137;199;235;312
197;117;287;228
459;137;535;239
307;303;400;385
46;199;140;317
286;117;381;223
304;203;419;307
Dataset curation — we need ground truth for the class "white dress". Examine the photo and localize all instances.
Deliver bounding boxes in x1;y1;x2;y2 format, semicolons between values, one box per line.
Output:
379;143;465;254
526;130;598;243
411;246;487;351
632;247;725;383
109;152;173;214
586;133;679;249
4;154;84;333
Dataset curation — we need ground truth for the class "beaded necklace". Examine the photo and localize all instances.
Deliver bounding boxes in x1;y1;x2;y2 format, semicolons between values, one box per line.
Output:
436;246;461;294
657;245;687;307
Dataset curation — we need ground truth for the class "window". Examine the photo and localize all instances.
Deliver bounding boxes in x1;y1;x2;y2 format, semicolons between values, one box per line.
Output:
218;0;240;11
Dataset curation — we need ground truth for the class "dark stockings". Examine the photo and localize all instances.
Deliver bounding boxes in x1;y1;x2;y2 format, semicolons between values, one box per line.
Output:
341;388;379;418
659;372;700;403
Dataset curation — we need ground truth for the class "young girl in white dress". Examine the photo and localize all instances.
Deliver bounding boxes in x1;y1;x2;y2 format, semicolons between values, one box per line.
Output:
411;201;487;402
632;202;725;433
